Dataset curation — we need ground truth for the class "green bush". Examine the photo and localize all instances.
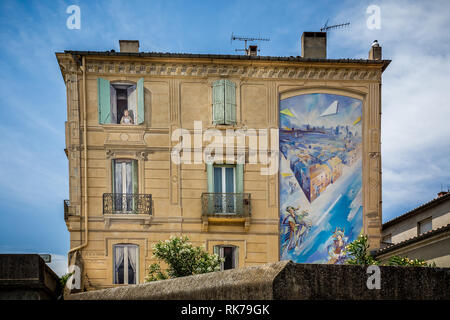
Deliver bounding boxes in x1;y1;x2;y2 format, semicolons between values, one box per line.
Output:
346;234;435;267
145;236;223;282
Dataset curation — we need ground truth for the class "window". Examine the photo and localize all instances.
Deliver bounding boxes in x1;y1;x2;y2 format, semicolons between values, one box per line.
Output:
212;79;236;125
418;217;432;235
112;159;138;213
113;244;139;284
206;164;244;214
214;245;238;270
98;78;145;125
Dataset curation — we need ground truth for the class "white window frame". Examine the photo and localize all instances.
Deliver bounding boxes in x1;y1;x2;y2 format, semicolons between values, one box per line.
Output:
215;245;238;271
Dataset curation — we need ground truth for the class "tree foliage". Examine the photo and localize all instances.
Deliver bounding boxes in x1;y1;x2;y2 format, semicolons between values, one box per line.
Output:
346;234;435;267
145;236;223;282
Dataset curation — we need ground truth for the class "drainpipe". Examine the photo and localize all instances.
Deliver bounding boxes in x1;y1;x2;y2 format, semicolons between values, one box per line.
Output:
69;55;89;256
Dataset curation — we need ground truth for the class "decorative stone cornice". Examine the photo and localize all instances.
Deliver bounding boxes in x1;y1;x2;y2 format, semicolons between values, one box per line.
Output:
57;56;382;82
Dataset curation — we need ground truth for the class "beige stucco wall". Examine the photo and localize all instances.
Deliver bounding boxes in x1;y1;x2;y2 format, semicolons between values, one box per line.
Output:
382;199;450;244
57;53;385;290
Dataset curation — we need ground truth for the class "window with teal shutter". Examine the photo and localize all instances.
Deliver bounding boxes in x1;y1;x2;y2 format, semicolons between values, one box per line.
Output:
212;79;236;125
97;77;145;125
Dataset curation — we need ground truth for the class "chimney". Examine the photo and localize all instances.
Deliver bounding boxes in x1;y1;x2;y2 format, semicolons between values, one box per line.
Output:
247;45;258;56
301;32;327;59
437;191;449;197
119;40;140;53
369;40;382;60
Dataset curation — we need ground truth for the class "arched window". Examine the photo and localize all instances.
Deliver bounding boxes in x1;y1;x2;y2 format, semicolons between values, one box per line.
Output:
113;244;139;284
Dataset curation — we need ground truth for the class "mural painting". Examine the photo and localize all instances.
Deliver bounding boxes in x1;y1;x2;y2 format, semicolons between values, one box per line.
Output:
279;93;363;264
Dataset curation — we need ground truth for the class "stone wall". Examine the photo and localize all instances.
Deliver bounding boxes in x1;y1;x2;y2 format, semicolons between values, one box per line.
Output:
67;261;450;300
0;254;60;300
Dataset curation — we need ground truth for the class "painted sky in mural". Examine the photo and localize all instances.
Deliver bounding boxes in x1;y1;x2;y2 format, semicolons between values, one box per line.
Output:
279;93;363;264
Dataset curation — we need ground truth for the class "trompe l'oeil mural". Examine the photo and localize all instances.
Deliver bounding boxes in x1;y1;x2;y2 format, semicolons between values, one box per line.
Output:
279;93;363;264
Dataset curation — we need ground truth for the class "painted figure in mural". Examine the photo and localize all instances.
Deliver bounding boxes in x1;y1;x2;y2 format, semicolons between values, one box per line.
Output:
281;206;312;253
120;109;134;124
327;227;348;264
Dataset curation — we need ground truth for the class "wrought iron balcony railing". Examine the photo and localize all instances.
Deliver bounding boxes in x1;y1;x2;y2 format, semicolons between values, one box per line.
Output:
201;193;251;217
103;193;152;215
64;199;70;221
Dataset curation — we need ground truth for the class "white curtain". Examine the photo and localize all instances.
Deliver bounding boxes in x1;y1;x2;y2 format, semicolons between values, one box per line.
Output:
114;246;124;283
127;246;137;284
127;85;137;124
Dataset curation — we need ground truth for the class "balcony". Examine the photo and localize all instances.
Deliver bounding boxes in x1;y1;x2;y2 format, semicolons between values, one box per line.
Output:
103;193;152;215
201;193;251;231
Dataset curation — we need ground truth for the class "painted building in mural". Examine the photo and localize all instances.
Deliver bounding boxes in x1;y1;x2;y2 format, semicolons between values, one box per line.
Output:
279;94;363;264
57;34;389;291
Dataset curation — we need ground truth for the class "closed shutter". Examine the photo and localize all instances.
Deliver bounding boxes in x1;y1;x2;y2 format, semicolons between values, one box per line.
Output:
224;80;236;125
137;78;145;124
98;78;111;124
212;80;225;124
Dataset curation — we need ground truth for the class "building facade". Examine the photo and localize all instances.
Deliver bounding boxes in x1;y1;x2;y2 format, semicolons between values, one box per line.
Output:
57;35;389;290
376;191;450;267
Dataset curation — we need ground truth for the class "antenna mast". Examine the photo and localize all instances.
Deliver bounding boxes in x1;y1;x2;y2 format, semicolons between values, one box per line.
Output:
231;32;270;55
320;21;350;32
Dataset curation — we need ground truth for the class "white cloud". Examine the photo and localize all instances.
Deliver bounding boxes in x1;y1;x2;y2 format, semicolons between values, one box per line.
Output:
332;0;450;220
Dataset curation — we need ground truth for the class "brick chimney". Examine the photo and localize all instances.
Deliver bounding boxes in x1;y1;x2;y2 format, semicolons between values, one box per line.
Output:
369;40;382;60
301;32;327;59
119;40;140;53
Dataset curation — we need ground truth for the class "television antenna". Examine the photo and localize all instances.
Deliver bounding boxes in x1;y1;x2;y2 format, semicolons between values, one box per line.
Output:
320;20;350;32
231;32;270;54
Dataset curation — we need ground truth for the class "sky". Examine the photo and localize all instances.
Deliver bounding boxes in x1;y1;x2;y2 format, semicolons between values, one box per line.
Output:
0;0;449;276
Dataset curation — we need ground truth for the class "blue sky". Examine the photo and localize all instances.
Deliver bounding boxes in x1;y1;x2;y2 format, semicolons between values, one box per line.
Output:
1;0;450;275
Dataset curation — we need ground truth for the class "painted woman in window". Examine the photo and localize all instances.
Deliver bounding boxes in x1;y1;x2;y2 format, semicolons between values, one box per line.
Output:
120;109;134;125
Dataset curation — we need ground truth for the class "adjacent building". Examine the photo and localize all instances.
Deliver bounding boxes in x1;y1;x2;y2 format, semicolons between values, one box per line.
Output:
375;191;450;267
57;34;389;290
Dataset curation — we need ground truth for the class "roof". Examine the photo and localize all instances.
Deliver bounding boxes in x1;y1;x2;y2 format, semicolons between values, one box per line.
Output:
383;192;450;229
61;50;391;71
374;223;450;257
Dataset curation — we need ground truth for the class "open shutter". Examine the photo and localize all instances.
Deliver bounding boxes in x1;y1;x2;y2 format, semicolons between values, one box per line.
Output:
132;160;138;213
235;164;244;214
206;163;214;214
224;80;236;125
234;246;239;269
137;78;145;124
98;78;111;124
212;80;225;124
127;85;137;124
110;85;117;123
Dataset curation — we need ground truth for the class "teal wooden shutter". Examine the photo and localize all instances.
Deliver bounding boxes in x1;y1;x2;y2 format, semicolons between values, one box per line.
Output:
137;78;144;124
224;80;236;125
212;80;225;124
235;164;243;193
206;163;214;214
98;78;111;124
132;160;138;213
235;164;244;215
207;163;214;192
